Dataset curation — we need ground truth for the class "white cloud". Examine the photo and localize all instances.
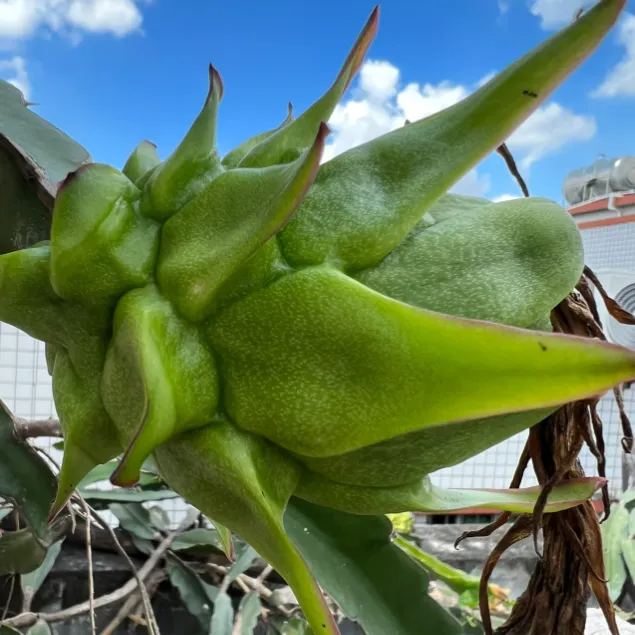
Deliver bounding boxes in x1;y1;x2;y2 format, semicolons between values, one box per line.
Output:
0;54;29;98
451;170;492;198
498;0;510;15
529;0;583;30
0;0;143;41
323;58;595;197
358;59;399;102
593;12;635;98
508;102;596;169
66;0;142;37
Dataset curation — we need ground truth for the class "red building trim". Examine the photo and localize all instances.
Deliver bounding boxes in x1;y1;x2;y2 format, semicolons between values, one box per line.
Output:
569;198;611;215
578;215;635;230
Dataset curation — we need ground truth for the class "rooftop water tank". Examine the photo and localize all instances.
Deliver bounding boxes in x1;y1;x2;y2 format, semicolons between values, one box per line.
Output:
563;156;635;205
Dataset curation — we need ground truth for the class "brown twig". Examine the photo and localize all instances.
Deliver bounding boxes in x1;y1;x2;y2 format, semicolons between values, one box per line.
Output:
496;143;529;197
99;570;165;635
2;527;177;629
14;417;62;439
84;499;161;635
81;500;96;635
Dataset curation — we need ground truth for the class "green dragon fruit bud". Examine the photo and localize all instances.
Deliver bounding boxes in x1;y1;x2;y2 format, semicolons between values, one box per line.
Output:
0;2;629;632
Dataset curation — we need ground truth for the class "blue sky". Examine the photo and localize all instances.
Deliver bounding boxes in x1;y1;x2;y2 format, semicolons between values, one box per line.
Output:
0;0;633;203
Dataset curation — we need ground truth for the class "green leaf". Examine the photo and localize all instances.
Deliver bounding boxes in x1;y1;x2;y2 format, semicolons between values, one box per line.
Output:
237;592;261;635
20;540;63;607
80;488;179;503
109;503;157;541
0;80;89;254
211;520;234;560
0;528;48;575
281;0;625;271
167;555;217;629
0;626;23;634
26;620;51;635
212;267;635;462
171;528;224;554
78;460;162;489
148;505;170;532
621;539;635;590
0;400;57;537
226;543;257;584
393;536;480;596
0;81;89;200
0;515;67;576
284;498;464;635
601;503;630;602
236;8;377;168
209;591;234;635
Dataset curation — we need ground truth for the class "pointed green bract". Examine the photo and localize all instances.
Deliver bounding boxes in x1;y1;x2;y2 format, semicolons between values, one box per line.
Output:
295;473;605;515
237;8;378;168
158;124;327;321
212;267;635;458
154;421;340;635
280;0;625;271
51;348;120;517
141;66;224;220
123;140;160;186
222;103;294;169
102;285;218;486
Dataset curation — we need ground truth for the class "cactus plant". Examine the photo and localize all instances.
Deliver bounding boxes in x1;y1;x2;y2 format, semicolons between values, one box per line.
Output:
0;1;631;632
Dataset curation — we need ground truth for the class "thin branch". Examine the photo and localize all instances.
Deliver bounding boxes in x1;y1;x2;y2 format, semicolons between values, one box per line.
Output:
81;501;96;635
2;528;177;630
99;571;164;635
14;417;62;439
496;142;529;197
206;562;292;618
1;576;15;622
83;499;161;635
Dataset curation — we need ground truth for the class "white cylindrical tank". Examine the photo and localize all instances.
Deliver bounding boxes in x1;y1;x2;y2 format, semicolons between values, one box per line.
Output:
564;156;635;205
610;157;635;192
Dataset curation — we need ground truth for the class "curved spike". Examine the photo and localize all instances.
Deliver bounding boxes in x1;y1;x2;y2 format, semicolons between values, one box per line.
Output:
238;7;378;168
222;101;296;169
280;0;625;270
122;140;160;185
102;285;219;486
154;421;340;635
141;65;224;220
211;267;635;459
158;123;328;321
50;347;120;519
295;472;606;515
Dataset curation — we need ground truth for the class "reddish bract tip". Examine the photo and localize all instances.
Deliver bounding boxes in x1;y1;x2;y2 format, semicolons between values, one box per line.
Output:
207;63;224;102
337;5;380;90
